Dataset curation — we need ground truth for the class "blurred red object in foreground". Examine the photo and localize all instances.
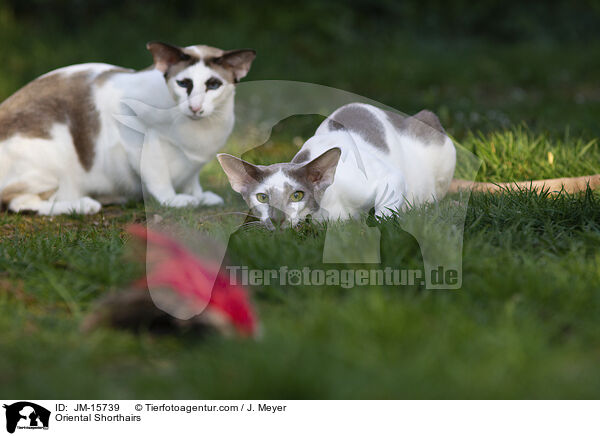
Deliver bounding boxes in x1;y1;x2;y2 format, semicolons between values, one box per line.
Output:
82;225;258;338
127;224;258;337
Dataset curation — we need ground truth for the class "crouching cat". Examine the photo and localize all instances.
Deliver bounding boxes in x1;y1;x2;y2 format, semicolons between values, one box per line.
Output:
0;42;255;215
218;103;456;229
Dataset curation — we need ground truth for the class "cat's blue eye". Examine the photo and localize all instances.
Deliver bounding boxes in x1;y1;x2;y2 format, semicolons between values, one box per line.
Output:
176;79;193;92
206;77;222;91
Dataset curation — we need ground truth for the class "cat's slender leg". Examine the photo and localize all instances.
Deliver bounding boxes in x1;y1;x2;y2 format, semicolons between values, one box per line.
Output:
48;172;102;215
39;197;102;215
140;130;199;208
374;199;404;218
8;194;101;215
184;174;224;206
4;172;101;215
7;194;46;213
373;176;405;218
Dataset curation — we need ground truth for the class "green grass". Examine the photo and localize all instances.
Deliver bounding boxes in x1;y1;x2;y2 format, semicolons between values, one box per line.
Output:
1;128;599;399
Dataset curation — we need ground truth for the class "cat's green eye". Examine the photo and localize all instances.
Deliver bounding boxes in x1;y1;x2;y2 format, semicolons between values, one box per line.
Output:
256;193;269;203
290;191;305;202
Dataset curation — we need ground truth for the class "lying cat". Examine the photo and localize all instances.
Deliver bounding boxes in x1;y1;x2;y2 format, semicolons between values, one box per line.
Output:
0;42;255;215
218;103;456;229
219;102;600;230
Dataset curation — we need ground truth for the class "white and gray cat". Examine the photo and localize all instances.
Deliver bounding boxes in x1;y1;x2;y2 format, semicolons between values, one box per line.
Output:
0;42;255;215
218;103;457;229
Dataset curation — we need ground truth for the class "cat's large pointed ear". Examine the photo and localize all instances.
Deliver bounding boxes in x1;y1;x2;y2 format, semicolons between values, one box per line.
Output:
302;147;341;189
217;153;263;193
146;41;192;73
212;49;256;82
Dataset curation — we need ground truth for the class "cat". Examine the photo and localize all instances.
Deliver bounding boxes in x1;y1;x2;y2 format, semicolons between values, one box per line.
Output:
218;103;457;229
0;41;255;215
219;102;600;230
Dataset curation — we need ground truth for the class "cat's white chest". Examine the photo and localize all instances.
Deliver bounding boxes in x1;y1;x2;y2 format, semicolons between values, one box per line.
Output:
94;77;234;194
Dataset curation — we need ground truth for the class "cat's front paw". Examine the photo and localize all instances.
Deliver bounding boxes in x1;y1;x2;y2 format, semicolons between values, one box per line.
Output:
162;194;200;208
198;191;224;206
77;197;103;215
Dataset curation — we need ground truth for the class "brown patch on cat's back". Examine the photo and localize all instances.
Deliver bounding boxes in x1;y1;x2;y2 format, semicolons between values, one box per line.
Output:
412;110;444;132
384;110;407;131
409;110;446;144
327;104;388;151
387;109;446;145
0;71;100;171
94;67;135;86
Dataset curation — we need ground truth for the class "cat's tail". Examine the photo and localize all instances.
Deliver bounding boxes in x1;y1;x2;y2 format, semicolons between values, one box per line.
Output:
449;174;600;194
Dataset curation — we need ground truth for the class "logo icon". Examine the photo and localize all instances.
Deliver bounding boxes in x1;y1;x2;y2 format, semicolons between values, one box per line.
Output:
3;402;50;434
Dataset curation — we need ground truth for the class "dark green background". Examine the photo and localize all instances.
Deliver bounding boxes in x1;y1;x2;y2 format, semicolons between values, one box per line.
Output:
2;0;600;138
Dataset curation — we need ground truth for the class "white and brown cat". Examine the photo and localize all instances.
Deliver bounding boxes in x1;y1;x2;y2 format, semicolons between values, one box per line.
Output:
218;103;600;229
218;103;456;229
0;42;255;215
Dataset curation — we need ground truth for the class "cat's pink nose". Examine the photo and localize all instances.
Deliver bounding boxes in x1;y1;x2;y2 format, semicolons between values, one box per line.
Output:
190;106;204;114
269;209;287;227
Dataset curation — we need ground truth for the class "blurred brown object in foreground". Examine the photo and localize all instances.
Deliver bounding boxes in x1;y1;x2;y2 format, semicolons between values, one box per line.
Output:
81;224;258;338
